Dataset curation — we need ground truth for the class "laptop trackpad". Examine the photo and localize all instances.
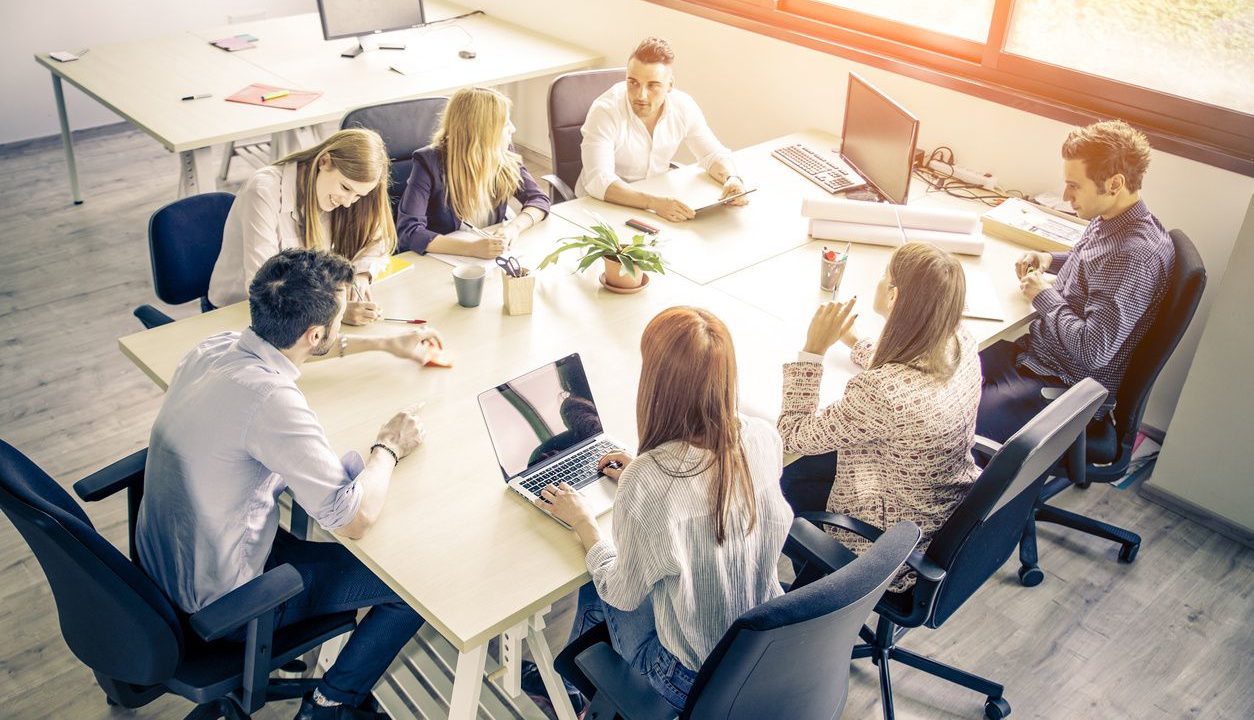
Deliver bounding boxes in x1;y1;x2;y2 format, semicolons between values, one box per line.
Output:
581;476;618;516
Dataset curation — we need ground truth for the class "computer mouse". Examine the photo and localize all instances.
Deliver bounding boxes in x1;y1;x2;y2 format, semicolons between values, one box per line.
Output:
458;49;477;59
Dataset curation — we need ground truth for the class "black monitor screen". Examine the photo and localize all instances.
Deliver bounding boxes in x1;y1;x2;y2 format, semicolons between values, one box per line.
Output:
317;0;427;41
478;354;604;480
840;72;920;205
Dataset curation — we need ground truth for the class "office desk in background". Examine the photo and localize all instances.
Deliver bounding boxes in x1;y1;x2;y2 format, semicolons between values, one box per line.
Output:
35;0;599;203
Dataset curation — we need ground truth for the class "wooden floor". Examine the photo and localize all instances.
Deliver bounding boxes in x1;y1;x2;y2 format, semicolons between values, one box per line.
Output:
0;127;1251;720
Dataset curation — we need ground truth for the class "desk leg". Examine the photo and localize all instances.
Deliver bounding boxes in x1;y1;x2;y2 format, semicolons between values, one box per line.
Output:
50;75;83;205
525;610;579;720
177;147;218;197
497;619;526;697
446;644;488;720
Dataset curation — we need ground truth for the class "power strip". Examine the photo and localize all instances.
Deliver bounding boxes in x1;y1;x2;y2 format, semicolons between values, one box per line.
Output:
927;159;998;190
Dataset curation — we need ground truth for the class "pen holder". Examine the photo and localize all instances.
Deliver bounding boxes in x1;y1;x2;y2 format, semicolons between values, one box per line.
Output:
502;268;535;316
820;254;848;294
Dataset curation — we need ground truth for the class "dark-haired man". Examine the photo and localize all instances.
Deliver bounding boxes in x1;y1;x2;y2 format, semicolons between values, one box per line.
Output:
136;248;442;719
576;36;747;221
977;119;1175;442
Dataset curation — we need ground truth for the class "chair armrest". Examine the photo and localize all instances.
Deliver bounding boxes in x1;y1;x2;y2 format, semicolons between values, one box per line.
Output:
189;564;303;642
541;174;575;203
574;643;676;720
905;549;946;584
74;449;147;502
784;517;858;574
972;434;1002;462
133;305;174;329
798;511;885;541
1041;386;1116;413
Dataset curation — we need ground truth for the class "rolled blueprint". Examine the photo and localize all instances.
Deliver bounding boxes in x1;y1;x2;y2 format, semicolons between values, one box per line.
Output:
809;219;985;256
801;197;979;235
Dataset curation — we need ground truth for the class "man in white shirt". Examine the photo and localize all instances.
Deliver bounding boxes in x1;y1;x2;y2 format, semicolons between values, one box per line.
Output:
576;37;749;222
137;248;441;720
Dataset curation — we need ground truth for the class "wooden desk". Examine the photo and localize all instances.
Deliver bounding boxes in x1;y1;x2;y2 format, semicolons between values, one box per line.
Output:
36;0;600;202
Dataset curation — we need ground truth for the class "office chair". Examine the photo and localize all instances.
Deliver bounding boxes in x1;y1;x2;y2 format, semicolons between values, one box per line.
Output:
0;439;357;720
341;96;449;215
543;68;623;202
554;521;920;720
133;192;235;329
788;379;1109;720
1016;229;1207;586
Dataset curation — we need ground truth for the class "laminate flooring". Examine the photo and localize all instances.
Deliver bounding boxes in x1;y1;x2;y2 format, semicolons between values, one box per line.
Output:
0;126;1251;720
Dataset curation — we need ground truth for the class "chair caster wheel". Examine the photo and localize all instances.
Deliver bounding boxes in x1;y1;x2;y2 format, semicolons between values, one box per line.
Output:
1118;542;1139;563
1018;564;1044;587
985;696;1012;719
105;696;119;707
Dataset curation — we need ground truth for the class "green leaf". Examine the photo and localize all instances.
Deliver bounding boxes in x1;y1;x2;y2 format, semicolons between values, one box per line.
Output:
619;254;637;277
577;250;607;272
632;233;645;246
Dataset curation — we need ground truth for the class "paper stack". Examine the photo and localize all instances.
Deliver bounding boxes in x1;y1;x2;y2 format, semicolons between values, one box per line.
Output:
803;197;984;256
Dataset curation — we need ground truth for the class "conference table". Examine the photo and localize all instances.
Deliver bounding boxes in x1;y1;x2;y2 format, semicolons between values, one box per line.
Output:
117;132;1040;719
34;0;600;202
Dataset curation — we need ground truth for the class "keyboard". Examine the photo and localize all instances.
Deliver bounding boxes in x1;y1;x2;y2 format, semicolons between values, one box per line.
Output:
519;439;620;496
771;143;861;194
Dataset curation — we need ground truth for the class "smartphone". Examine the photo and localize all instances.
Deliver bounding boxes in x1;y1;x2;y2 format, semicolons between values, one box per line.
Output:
625;218;659;234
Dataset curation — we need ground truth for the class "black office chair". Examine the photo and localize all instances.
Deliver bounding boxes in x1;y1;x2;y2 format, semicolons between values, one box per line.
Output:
0;439;357;720
542;68;623;202
788;379;1109;720
554;521;921;720
341;96;449;215
133;192;235;329
1016;229;1207;585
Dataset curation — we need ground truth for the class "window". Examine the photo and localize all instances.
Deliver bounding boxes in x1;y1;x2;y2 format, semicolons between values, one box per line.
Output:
646;0;1254;175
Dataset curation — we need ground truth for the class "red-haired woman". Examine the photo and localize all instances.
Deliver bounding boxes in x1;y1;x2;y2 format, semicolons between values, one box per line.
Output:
537;306;792;712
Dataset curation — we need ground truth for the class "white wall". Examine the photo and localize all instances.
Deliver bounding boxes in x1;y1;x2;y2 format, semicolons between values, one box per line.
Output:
480;0;1254;432
1;0;315;145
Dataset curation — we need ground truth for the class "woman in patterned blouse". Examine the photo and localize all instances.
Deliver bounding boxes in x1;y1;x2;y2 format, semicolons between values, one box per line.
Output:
777;242;982;588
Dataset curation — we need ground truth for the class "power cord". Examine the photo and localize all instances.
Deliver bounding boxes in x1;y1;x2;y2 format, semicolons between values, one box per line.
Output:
912;145;1023;207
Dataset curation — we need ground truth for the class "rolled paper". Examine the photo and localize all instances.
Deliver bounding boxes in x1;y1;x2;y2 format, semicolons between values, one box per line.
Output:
801;197;979;235
809;219;985;256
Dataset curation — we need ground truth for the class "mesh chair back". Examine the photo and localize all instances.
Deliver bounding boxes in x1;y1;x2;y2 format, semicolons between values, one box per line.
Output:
148;192;234;306
681;522;920;719
924;380;1108;626
341;97;448;212
547;69;623;194
0;440;183;685
1105;229;1206;470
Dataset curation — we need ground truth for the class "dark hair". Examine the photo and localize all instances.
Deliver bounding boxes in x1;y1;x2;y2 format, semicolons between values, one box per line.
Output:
248;248;354;349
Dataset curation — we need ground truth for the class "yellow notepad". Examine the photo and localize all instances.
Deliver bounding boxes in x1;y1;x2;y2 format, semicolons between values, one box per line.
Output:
375;255;413;282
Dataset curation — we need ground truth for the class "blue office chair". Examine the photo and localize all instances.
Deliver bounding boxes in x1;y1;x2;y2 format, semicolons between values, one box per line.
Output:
554;521;921;720
341;97;449;216
789;379;1109;720
0;439;356;720
134;192;235;329
1017;229;1207;585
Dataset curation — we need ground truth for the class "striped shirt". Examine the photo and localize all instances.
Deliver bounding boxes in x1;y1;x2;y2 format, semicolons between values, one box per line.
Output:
1019;200;1174;403
585;416;792;671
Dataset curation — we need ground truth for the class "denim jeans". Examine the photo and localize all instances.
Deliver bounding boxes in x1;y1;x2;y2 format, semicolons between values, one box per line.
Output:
258;530;425;707
568;583;698;712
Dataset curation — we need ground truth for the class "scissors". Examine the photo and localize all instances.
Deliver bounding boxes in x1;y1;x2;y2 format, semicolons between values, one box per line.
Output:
495;255;522;278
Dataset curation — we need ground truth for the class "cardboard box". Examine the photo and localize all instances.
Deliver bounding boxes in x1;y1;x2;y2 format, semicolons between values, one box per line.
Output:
981;198;1088;252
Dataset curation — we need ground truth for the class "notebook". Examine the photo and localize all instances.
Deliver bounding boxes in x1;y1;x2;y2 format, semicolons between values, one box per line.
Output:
225;84;321;111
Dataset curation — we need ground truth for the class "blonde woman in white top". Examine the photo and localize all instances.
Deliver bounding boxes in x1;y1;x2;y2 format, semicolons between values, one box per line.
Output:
208;128;395;324
538;306;792;712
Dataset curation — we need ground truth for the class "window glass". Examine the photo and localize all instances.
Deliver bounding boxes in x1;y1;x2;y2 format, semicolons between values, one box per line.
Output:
809;0;996;42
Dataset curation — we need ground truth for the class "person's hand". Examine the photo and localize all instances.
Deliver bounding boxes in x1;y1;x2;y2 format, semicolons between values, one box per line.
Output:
376;404;426;459
720;176;750;206
495;223;521;246
385;327;444;363
343;300;380;325
1020;269;1051;301
535;482;596;528
597;451;633;481
648;195;695;223
839;321;861;349
803;299;858;356
1015;251;1053;279
470;235;508;259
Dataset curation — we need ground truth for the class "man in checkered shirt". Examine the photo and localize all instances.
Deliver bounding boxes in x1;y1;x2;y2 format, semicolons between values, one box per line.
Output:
977;120;1175;443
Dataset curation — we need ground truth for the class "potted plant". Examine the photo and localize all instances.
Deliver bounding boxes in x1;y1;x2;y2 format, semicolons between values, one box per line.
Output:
538;219;666;290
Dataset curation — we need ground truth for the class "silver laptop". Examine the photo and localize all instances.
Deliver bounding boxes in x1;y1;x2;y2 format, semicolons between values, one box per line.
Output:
478;353;623;526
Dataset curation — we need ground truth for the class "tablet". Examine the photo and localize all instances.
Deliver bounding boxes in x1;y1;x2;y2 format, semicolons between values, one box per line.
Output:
693;187;757;213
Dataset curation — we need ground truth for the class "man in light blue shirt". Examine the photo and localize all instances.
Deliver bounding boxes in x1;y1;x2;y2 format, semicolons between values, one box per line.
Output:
137;248;440;720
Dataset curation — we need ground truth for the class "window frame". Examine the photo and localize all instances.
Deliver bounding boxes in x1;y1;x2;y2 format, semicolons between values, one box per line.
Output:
644;0;1254;176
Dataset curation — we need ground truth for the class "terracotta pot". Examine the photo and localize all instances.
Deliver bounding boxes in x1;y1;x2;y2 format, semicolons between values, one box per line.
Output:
602;257;646;289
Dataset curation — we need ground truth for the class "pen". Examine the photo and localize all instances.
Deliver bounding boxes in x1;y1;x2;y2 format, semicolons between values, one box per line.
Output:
260;89;289;102
384;318;428;325
462;220;492;238
181;94;211;101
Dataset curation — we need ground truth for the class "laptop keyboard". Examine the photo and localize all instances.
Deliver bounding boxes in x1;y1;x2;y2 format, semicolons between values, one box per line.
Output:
519;439;620;496
771;143;859;193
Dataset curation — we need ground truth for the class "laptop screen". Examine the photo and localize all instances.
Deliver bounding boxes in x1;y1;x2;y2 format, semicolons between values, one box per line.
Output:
478;354;604;480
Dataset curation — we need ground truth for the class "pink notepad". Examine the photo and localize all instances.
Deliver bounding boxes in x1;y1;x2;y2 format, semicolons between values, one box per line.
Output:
225;84;321;110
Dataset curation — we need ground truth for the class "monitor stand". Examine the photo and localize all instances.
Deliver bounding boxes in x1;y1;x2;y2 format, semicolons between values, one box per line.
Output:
341;37;365;58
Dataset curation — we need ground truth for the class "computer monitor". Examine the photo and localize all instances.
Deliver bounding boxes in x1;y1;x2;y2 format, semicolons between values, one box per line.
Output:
317;0;427;42
839;72;920;205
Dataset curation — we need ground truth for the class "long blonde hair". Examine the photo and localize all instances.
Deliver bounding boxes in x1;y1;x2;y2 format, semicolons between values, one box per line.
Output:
871;242;966;380
432;87;524;223
277;128;396;262
637;307;755;545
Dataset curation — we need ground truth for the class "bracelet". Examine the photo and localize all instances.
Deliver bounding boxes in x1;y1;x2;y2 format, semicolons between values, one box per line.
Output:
338;335;348;359
370;442;400;466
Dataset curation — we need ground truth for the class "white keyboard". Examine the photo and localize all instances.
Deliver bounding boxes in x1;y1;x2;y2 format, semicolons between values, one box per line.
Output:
771;143;864;194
